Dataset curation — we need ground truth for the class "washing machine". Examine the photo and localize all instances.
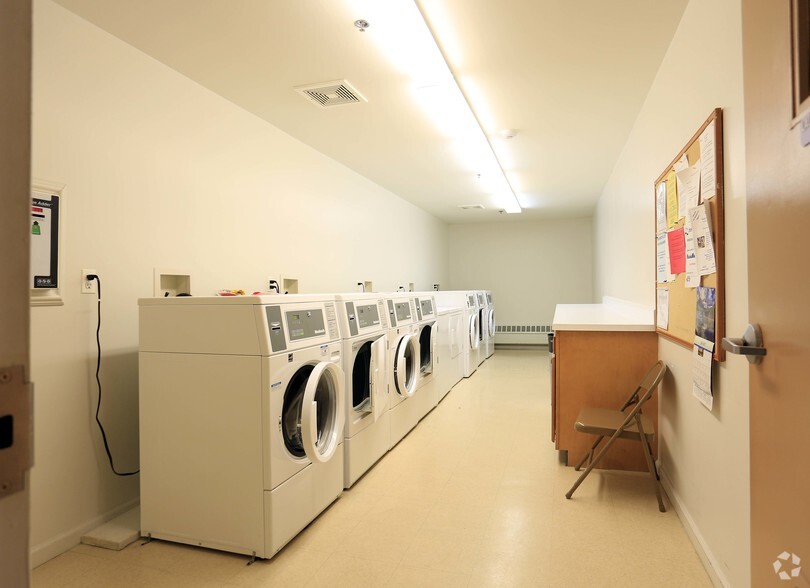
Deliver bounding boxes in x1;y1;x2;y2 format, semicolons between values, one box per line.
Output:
483;291;496;359
383;293;421;448
412;293;438;421
436;306;463;401
335;293;390;488
138;294;345;559
433;291;479;378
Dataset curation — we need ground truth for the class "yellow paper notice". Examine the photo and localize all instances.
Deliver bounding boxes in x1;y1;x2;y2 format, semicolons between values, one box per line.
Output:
666;169;679;228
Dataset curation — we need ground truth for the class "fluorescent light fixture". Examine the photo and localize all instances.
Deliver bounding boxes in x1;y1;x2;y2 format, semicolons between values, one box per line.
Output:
346;0;522;214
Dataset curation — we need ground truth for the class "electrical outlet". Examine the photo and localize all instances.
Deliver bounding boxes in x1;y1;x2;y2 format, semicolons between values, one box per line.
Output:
81;269;98;294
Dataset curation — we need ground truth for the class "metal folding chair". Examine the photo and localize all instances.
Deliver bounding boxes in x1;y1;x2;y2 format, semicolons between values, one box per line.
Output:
565;360;668;512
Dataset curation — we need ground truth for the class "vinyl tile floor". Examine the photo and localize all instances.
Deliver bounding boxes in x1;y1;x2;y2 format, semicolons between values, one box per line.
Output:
33;349;711;587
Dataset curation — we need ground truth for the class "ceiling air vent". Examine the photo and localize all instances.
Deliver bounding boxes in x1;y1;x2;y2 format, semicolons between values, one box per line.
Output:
295;80;367;108
458;204;485;210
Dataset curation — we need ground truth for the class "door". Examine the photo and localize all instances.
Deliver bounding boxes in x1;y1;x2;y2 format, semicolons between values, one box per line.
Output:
468;314;479;350
742;1;810;585
0;1;32;585
393;334;418;397
281;362;344;464
371;336;387;420
487;308;496;338
449;313;461;358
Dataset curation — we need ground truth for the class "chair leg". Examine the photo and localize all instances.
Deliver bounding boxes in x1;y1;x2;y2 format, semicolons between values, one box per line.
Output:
643;436;661;481
639;431;666;512
574;436;604;471
566;431;622;500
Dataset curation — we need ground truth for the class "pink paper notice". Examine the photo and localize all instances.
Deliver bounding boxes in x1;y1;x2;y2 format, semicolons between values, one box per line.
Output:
667;227;686;275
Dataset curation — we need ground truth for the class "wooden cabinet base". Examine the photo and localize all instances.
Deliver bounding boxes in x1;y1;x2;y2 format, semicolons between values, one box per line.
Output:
554;330;658;472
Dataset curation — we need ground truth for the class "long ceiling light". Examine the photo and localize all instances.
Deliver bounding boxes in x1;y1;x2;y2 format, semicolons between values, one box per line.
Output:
345;0;522;214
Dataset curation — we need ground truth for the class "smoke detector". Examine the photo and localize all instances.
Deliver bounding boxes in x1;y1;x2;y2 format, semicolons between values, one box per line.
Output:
295;80;367;108
458;204;485;210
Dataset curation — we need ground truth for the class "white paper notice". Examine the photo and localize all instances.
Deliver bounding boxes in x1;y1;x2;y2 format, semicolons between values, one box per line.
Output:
692;344;713;410
699;121;717;201
657;288;669;329
689;203;717;276
656;234;676;283
674;155;690;221
677;159;701;217
656;182;667;234
684;223;700;288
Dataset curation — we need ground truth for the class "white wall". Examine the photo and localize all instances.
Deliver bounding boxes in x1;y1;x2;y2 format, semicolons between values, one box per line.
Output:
30;0;447;564
593;0;749;586
448;219;594;344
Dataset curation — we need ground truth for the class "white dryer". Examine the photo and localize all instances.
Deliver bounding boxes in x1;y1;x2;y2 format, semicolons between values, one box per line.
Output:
483;291;496;359
433;291;480;378
383;294;421;448
335;293;390;488
138;295;345;559
412;293;438;421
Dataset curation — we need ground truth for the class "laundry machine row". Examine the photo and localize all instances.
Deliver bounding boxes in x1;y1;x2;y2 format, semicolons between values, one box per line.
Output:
434;290;481;378
137;289;485;560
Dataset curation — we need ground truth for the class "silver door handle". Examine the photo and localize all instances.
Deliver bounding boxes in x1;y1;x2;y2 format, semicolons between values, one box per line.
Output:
721;324;766;364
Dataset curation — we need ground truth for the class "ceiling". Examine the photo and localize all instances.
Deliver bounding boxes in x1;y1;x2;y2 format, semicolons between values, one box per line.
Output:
52;0;688;223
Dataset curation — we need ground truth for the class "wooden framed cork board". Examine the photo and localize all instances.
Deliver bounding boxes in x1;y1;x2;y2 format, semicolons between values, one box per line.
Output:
654;108;725;361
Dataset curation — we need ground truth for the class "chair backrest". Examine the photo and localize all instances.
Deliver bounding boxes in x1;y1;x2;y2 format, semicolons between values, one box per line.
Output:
625;360;667;412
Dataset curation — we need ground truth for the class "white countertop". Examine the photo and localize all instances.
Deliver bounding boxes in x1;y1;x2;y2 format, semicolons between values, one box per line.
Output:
552;297;655;332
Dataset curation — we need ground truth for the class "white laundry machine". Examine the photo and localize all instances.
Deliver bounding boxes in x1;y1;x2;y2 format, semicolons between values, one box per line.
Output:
412;293;438;421
433;291;480;378
335;293;390;488
436;306;463;401
383;294;421;448
138;295;345;559
483;291;496;359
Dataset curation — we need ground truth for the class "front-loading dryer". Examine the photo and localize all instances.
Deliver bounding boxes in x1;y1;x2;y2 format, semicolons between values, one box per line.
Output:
434;291;480;378
139;294;345;559
335;293;390;488
383;294;420;448
412;293;438;421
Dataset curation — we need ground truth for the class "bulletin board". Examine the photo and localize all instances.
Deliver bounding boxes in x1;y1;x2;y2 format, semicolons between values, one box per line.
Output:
654;109;725;361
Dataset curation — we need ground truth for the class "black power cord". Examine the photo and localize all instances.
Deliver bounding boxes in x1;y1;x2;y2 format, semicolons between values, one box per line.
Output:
87;274;139;477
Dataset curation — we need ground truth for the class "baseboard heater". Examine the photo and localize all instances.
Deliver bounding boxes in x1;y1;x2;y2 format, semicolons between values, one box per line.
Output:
496;325;552;334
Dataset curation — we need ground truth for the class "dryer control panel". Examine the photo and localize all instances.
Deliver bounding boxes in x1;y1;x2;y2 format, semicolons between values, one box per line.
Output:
265;302;339;353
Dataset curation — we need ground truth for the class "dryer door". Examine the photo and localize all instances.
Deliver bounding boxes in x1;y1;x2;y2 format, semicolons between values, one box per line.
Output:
393;334;418;398
487;308;496;338
449;314;461;358
300;361;344;464
371;335;388;421
469;314;480;350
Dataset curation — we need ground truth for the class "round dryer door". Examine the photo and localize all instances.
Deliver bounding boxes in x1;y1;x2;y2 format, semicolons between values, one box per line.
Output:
281;361;344;463
301;361;344;463
469;314;480;350
394;334;418;398
487;308;496;337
